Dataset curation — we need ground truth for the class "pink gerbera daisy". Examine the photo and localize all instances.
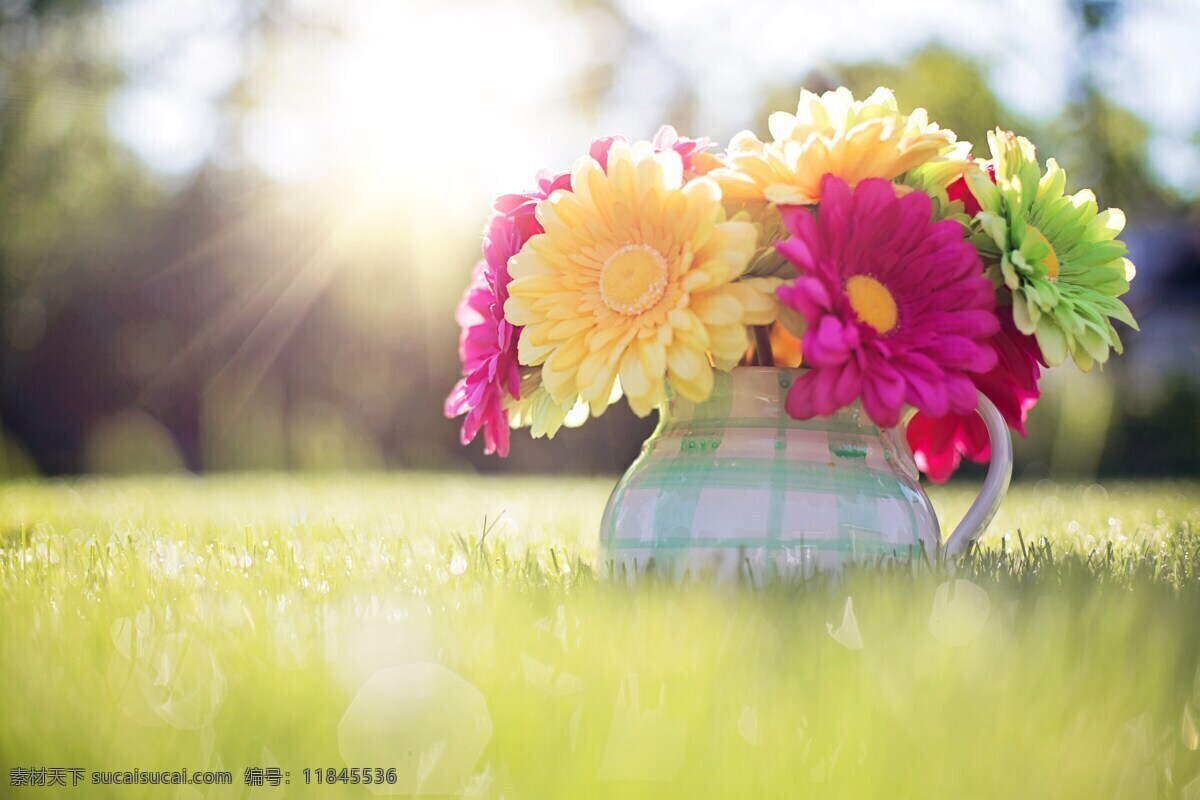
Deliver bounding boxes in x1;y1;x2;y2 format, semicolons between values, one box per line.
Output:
445;130;713;455
775;175;999;428
444;169;570;456
589;126;713;178
906;311;1044;481
651;125;716;177
443;260;514;456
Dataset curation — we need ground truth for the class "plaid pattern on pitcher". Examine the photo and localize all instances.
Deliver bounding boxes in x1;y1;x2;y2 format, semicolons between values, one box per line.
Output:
600;368;940;579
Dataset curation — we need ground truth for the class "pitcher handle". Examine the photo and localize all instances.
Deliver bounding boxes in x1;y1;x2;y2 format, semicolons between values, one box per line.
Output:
940;392;1013;561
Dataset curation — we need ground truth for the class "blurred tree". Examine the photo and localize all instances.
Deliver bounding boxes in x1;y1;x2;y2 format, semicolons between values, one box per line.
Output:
1101;376;1200;477
1049;89;1174;214
1056;0;1176;214
0;1;166;474
827;47;1033;154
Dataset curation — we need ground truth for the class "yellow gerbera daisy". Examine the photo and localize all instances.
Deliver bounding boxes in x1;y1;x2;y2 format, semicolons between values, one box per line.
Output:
712;86;965;277
504;140;778;420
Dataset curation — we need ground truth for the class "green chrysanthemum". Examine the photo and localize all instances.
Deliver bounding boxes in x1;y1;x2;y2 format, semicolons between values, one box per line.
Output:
969;129;1138;370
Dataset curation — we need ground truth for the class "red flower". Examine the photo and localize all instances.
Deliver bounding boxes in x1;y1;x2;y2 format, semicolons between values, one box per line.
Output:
946;163;996;218
906;311;1044;482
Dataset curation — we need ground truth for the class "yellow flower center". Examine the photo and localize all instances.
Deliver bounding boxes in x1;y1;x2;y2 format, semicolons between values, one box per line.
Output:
1026;225;1060;280
599;244;669;316
846;274;899;334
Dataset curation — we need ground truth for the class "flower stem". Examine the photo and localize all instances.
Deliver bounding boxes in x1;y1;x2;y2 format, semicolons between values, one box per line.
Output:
754;325;774;368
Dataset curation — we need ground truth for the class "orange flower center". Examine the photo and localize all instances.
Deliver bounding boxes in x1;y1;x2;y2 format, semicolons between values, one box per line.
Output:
1027;225;1060;280
846;274;899;334
600;244;669;316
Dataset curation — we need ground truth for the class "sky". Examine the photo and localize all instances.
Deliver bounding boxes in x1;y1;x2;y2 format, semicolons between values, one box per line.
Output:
105;0;1200;207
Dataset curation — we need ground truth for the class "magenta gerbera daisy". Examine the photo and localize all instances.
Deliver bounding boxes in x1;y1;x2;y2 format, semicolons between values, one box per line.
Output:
444;169;570;456
775;175;999;428
443;260;513;456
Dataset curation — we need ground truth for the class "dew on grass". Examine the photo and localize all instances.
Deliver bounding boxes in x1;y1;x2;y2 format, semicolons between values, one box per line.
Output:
149;539;187;580
6;476;1200;797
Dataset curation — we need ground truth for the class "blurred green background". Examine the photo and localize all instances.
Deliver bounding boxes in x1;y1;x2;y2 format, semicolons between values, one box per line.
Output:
0;0;1197;479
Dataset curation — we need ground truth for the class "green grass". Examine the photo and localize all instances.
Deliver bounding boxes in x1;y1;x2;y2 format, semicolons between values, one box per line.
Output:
3;475;1200;798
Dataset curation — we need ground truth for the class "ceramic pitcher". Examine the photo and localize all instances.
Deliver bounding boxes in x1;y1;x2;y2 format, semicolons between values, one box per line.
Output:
600;367;1011;578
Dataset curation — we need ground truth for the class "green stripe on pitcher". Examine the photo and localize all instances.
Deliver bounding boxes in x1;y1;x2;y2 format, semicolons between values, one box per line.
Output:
649;381;734;541
630;459;908;498
661;415;874;437
763;375;789;555
604;537;919;555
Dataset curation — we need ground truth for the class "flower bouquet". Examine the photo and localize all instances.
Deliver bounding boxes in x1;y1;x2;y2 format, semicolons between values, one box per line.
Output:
446;87;1138;570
